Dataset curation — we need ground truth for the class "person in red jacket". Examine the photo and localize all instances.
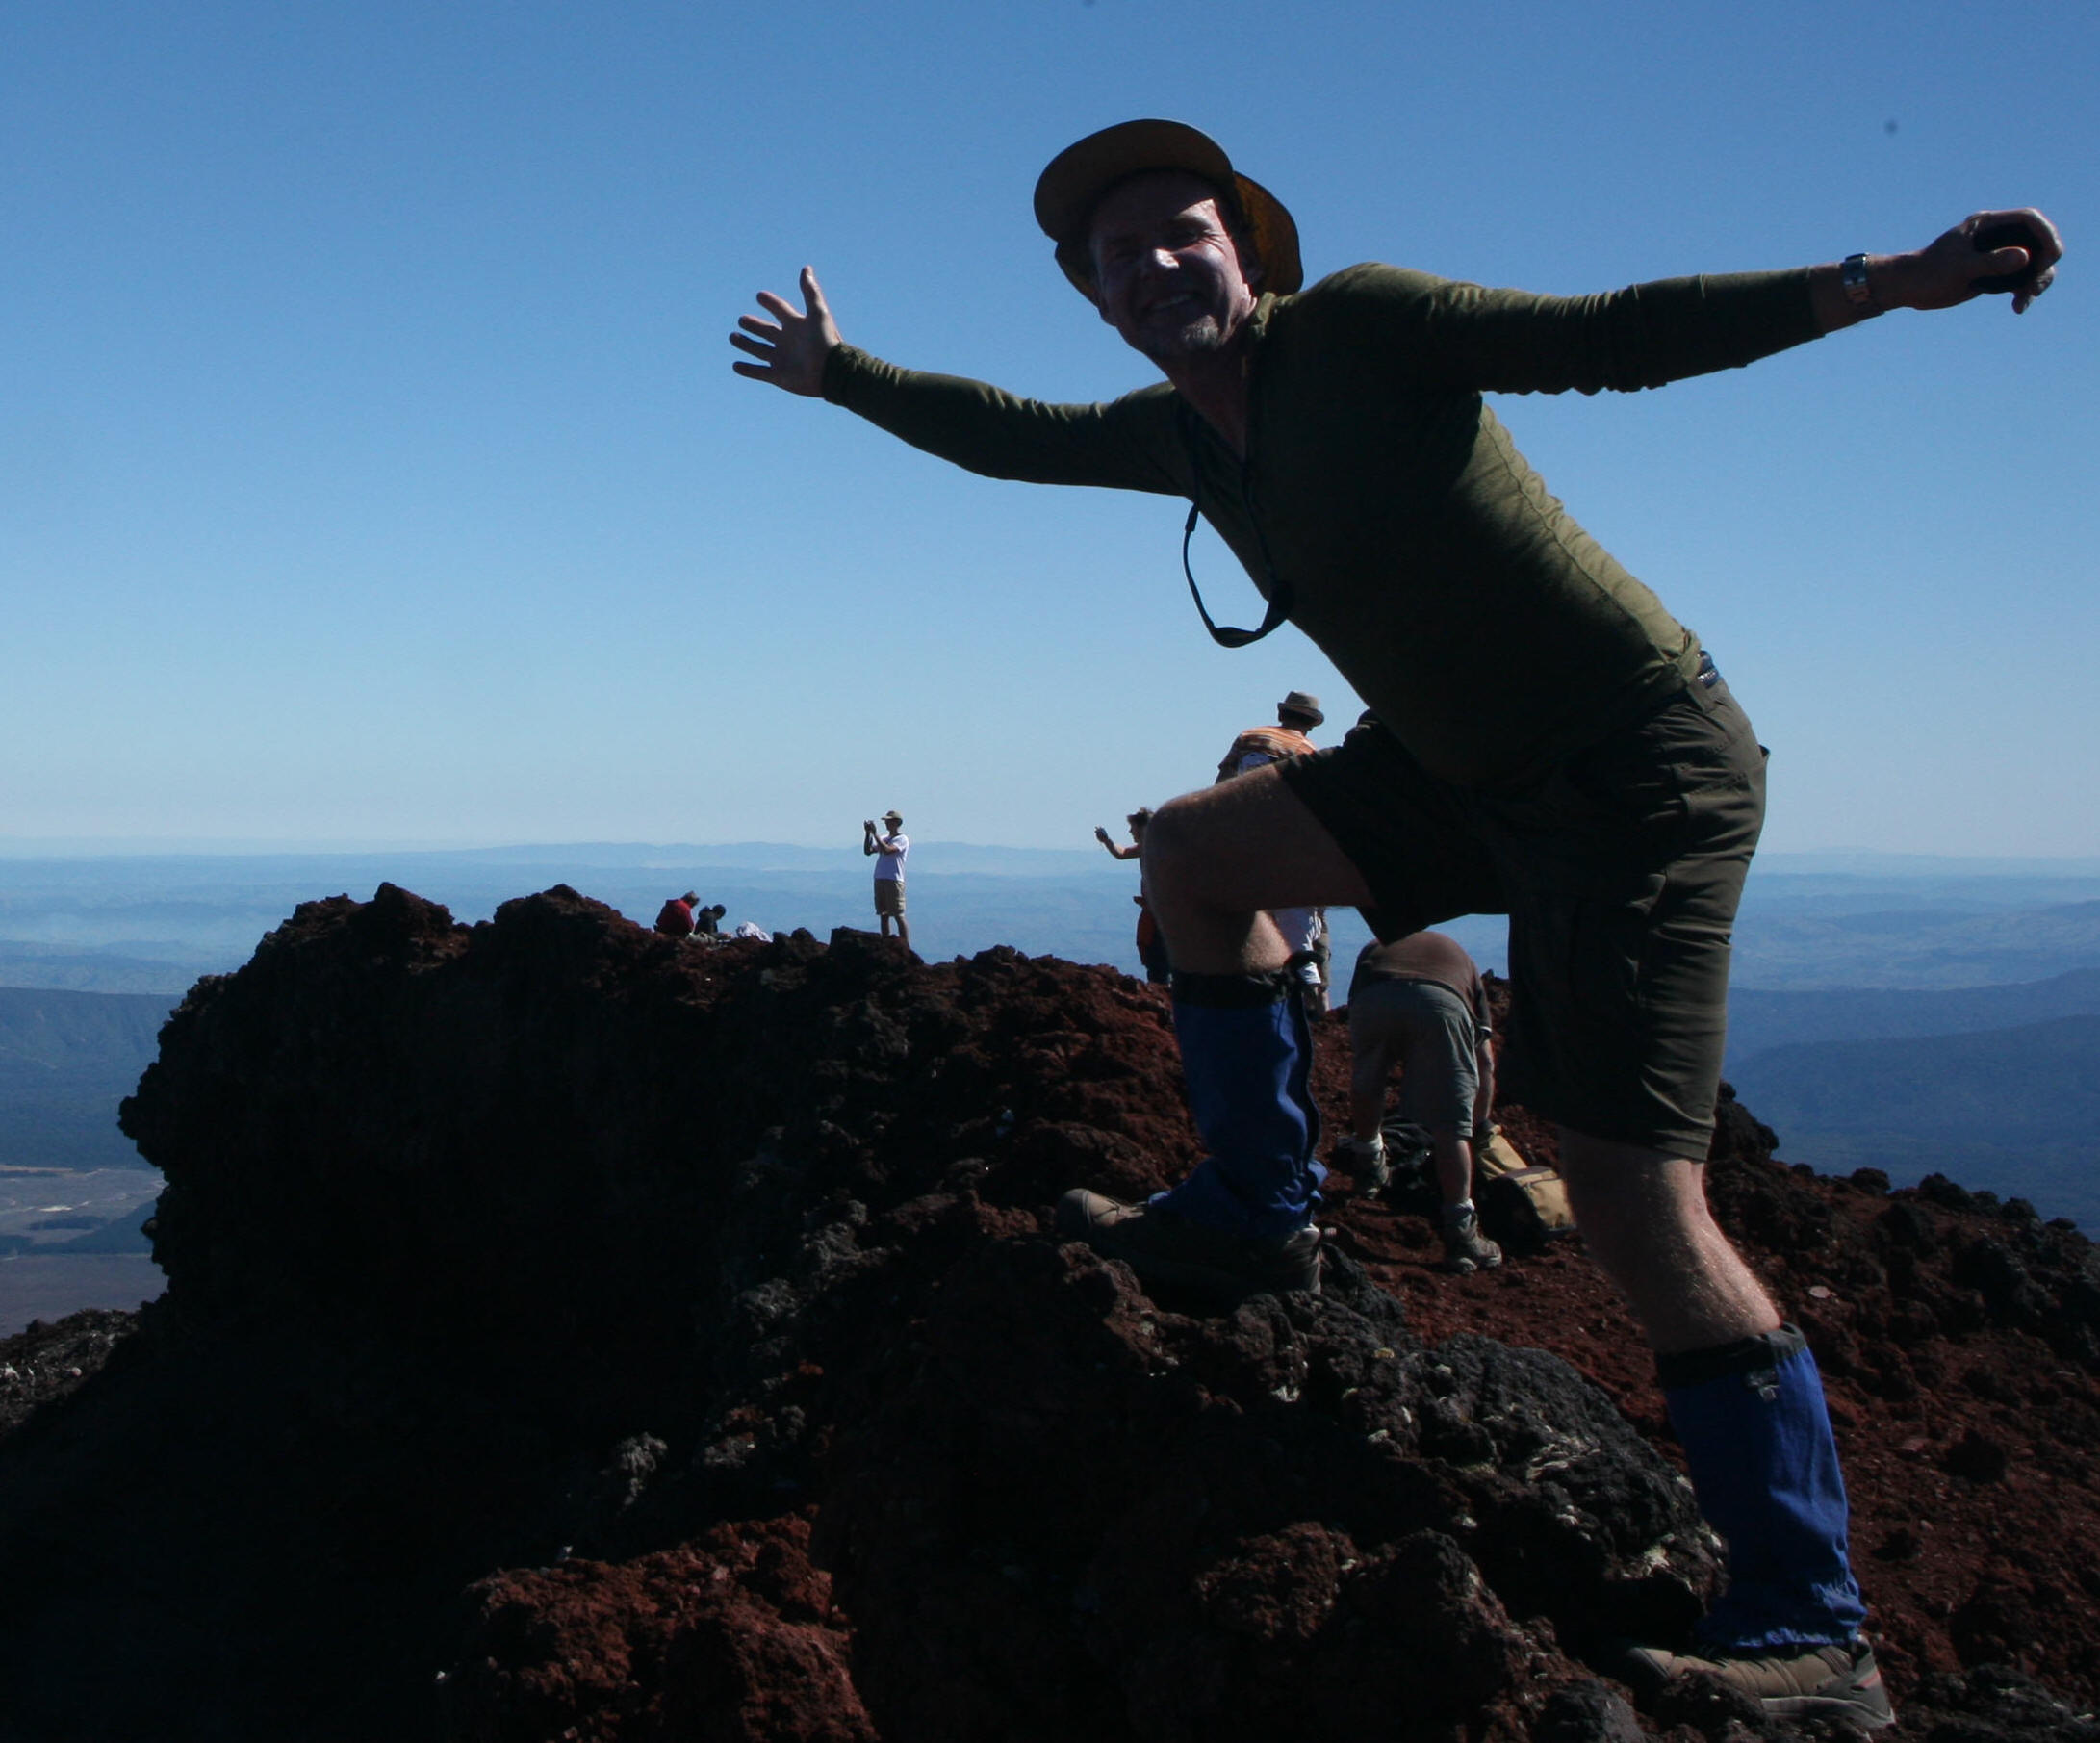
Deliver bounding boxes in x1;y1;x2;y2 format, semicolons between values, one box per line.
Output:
653;892;701;938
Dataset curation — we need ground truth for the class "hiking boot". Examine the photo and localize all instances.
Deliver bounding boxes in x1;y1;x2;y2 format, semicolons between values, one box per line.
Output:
1441;1205;1502;1274
1056;1189;1321;1300
1333;1135;1389;1192
1622;1638;1893;1730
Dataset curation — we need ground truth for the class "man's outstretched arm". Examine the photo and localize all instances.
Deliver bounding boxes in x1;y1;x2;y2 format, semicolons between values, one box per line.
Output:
1382;205;2065;398
731;266;841;397
1810;207;2063;330
730;268;1187;494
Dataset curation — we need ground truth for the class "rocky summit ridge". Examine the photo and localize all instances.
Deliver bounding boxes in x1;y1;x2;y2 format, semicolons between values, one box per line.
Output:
1;884;2097;1741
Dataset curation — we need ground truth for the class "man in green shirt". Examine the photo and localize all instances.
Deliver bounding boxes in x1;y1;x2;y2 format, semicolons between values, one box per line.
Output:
731;119;2060;1724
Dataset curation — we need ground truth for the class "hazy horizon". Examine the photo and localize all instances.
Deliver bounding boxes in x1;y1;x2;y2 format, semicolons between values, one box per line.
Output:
4;838;2099;876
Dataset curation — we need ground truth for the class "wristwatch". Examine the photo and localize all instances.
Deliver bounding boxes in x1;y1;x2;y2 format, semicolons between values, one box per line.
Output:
1841;252;1873;309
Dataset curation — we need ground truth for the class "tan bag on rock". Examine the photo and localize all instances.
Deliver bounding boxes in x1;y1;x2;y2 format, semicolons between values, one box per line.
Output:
1474;1130;1576;1250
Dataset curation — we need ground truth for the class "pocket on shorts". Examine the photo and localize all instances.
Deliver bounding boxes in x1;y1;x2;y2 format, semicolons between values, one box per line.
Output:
1555;689;1764;860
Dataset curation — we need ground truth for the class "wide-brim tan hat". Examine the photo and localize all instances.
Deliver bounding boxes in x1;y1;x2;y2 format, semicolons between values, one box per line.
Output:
1034;119;1302;302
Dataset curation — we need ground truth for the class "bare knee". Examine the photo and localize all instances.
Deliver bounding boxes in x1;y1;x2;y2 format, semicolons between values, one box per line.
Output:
1143;772;1369;914
1140;792;1218;910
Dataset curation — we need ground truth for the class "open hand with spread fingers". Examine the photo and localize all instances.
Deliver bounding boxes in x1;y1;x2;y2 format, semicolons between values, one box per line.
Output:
730;266;842;397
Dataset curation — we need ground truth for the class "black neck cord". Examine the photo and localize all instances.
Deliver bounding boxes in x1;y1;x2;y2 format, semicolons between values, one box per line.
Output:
1177;398;1293;648
1181;505;1292;648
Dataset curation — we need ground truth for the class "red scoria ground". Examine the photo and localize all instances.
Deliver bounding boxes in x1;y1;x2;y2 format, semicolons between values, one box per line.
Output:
1295;992;2100;1708
4;897;2095;1742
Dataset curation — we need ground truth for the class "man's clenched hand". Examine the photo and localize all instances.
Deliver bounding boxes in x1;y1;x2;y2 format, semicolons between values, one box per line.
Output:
1894;209;2063;315
731;266;842;397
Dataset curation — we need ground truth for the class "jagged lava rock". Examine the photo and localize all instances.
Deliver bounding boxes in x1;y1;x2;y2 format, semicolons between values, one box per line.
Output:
0;884;2097;1740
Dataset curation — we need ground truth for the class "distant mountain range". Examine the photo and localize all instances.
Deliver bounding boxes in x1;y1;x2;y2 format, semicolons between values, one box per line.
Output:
1727;966;2100;1065
0;987;170;1170
1729;896;2100;990
1730;1014;2100;1230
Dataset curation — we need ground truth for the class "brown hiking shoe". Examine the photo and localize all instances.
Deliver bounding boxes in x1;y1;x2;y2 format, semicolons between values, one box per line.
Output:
1056;1189;1321;1300
1441;1205;1502;1274
1624;1639;1893;1729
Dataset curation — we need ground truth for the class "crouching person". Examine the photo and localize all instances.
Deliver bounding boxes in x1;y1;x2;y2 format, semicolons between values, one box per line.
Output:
1337;932;1500;1273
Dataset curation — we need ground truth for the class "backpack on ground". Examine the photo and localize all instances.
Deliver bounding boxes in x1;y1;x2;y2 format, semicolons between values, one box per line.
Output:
1473;1130;1575;1252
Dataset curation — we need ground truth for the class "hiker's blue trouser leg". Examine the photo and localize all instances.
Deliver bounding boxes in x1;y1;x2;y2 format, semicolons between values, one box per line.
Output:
1153;970;1324;1240
1659;1324;1866;1651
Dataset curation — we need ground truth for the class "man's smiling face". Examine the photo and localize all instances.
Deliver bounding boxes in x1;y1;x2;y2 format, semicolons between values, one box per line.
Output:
1087;169;1262;363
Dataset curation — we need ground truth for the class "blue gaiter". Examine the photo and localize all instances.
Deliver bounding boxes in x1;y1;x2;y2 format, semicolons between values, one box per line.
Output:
1659;1323;1866;1651
1154;970;1324;1240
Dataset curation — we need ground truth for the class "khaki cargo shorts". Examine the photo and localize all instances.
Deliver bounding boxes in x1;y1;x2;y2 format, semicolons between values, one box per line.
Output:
1281;677;1765;1158
874;878;906;918
1348;978;1479;1135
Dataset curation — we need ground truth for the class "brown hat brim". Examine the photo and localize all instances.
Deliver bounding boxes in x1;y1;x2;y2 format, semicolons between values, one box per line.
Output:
1034;119;1302;301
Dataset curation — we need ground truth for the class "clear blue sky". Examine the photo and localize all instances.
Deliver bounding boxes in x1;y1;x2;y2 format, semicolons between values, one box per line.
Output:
4;2;2093;853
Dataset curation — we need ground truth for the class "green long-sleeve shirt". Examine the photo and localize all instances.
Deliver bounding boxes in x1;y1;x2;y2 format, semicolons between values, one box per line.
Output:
823;262;1822;789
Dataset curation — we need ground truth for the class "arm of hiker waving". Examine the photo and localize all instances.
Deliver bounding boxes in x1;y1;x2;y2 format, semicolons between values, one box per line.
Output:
732;266;841;397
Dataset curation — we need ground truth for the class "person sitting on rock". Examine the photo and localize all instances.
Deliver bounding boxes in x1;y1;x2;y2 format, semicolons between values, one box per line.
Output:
653;892;702;938
694;903;727;936
1336;932;1499;1272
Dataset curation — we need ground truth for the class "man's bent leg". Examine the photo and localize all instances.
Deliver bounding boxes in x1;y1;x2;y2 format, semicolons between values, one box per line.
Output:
1560;1134;1867;1659
1056;962;1325;1294
1142;766;1373;973
1148;768;1374;1233
1153;969;1323;1237
1056;770;1374;1293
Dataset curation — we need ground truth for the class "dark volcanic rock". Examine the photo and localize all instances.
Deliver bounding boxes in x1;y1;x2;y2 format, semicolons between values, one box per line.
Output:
0;1307;134;1436
3;884;2099;1739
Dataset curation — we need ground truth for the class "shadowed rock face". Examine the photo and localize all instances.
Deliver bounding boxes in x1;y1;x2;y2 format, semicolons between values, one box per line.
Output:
1;884;2098;1741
